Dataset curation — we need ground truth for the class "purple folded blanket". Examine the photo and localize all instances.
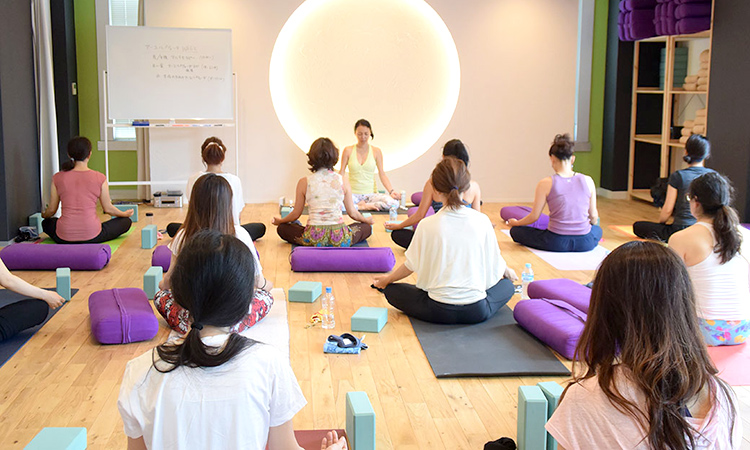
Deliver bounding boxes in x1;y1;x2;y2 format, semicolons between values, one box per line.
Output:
89;288;158;344
676;16;710;34
0;243;111;270
621;0;657;11
675;3;711;19
290;247;395;272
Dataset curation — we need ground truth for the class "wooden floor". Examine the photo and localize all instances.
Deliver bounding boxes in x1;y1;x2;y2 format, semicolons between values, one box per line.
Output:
1;198;748;449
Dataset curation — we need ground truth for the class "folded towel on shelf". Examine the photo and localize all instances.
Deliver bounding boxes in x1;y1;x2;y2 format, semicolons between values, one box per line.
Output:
684;75;699;84
675;3;712;19
697;83;708;91
697;68;708;77
624;9;658;40
681;127;693;137
693;125;706;135
679;135;690;144
676;16;711;34
697;77;709;86
622;0;658;11
683;82;698;91
700;49;710;63
683;120;695;128
695;108;707;117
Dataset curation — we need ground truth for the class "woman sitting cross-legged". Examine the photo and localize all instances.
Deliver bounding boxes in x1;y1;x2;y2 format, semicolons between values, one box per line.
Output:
386;139;481;249
118;230;347;450
372;157;516;324
506;133;601;252
546;241;741;449
154;173;273;335
272;137;374;246
42;136;133;243
668;172;750;346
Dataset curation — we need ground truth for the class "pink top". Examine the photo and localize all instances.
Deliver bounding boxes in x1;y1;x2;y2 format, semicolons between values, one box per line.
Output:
546;367;742;449
547;173;592;235
53;169;106;241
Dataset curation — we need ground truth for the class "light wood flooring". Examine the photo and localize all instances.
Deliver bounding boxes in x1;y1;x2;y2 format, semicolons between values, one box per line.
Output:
1;198;748;449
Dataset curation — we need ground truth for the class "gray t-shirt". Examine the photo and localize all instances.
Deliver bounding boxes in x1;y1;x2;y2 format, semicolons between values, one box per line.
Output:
668;166;715;226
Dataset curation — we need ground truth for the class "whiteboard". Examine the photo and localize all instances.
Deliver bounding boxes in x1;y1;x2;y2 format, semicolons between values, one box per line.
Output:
106;26;233;120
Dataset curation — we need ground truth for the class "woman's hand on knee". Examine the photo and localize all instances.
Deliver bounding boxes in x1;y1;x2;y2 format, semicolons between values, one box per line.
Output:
372;275;390;290
503;267;518;282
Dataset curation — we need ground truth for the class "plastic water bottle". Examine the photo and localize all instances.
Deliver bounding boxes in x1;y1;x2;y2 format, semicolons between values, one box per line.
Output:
322;287;335;329
521;263;534;300
389;205;398;222
400;190;407;209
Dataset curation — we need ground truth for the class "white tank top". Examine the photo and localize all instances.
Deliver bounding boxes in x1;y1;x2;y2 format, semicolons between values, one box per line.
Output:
687;222;750;320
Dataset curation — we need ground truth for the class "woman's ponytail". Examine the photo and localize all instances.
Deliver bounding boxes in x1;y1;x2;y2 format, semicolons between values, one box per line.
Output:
712;204;741;264
689;172;742;263
60;159;76;172
431;156;471;209
62;137;92;171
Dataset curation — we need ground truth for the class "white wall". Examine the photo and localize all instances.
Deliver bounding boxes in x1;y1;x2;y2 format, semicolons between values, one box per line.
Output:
143;0;578;202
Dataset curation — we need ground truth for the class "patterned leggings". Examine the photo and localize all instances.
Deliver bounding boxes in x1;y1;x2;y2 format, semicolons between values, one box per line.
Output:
154;288;274;335
698;318;750;346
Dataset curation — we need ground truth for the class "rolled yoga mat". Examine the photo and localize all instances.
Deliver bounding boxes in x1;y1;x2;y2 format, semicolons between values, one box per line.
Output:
290;247;395;272
0;243;111;271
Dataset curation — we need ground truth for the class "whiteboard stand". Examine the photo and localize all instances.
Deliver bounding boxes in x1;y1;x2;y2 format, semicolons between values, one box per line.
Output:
102;70;240;188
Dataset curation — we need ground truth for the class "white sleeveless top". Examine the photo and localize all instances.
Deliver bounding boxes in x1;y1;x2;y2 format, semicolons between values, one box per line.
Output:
306;169;345;226
687;222;750;320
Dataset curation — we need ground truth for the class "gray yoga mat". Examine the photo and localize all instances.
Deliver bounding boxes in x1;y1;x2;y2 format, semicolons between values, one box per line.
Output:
410;306;571;378
0;288;78;368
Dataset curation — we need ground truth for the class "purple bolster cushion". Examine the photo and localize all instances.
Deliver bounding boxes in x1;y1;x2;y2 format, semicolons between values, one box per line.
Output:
0;243;111;271
513;299;587;360
406;205;435;231
676;16;710;34
411;191;423;206
290;247;395;272
152;245;172;272
88;288;158;344
527;278;592;313
500;206;550;231
675;3;711;19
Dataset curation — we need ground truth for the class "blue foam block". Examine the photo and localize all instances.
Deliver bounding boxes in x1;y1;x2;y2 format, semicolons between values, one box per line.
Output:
518;385;548;450
56;267;71;301
28;213;43;234
288;281;322;303
143;266;163;300
141;224;157;249
25;427;87;450
346;391;375;450
112;204;138;222
351;307;388;333
280;206;292;218
538;381;564;450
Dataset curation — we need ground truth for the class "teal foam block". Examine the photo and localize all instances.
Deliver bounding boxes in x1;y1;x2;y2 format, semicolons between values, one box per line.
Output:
361;212;372;218
351;307;388;333
280;206;292;218
538;381;564;450
288;281;322;303
384;221;412;233
517;385;548;450
28;213;43;234
25;427;87;450
56;268;71;301
143;266;163;300
346;391;375;450
141;224;157;249
112;204;138;222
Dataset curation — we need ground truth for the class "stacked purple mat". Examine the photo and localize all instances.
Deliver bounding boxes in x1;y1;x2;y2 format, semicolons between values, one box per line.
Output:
675;0;711;35
619;0;657;41
654;0;677;36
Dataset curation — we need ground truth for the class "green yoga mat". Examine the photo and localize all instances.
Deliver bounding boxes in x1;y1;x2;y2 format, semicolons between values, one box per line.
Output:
40;226;134;253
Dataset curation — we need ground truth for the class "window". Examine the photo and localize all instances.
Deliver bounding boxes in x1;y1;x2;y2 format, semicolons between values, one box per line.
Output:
109;0;139;141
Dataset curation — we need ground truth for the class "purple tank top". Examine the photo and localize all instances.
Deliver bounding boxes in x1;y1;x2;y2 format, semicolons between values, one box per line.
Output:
547;173;592;235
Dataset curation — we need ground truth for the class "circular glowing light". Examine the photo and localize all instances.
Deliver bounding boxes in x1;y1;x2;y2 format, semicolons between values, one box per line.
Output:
270;0;460;170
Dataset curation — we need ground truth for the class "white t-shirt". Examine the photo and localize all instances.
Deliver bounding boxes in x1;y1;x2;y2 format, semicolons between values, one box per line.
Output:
169;227;263;285
404;207;505;305
118;335;306;450
186;172;245;225
546;367;742;449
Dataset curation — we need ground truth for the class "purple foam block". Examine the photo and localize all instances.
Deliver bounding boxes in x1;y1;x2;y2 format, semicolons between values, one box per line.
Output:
0;243;111;271
527;278;592;313
290;247;395;272
513;299;586;360
151;245;171;272
500;206;550;230
411;191;423;206
89;288;158;344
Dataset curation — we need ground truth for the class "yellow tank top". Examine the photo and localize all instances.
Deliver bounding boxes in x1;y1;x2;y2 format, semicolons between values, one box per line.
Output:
347;144;378;194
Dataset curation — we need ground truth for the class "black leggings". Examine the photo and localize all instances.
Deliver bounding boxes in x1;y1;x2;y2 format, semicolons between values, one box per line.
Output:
391;229;414;249
632;221;689;242
510;225;603;252
42;217;132;244
166;222;266;241
383;278;515;324
0;299;49;342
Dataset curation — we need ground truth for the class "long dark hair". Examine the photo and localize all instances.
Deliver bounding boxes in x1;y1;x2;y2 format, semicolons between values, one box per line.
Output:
155;230;255;372
689;172;742;263
180;174;235;240
567;241;735;449
62;136;92;171
431;157;470;209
